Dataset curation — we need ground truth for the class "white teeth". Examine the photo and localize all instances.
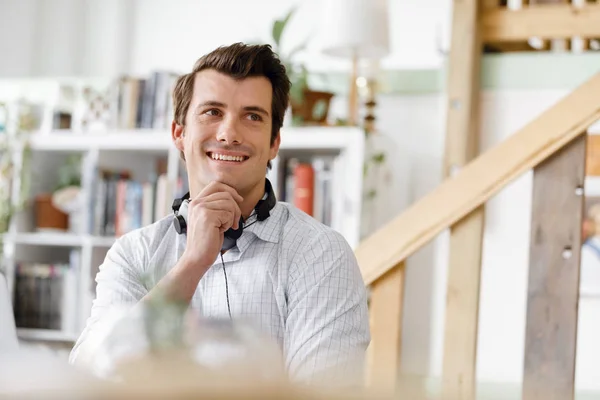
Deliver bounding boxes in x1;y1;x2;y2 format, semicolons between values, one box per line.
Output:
211;153;244;162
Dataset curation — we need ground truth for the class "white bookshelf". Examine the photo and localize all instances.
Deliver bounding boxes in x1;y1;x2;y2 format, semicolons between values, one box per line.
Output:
4;232;117;248
27;130;171;152
2;126;365;343
6;232;84;247
16;328;79;343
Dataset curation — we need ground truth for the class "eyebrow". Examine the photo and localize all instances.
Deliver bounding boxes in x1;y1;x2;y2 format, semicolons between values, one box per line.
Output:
195;101;270;117
243;106;270;117
195;101;226;112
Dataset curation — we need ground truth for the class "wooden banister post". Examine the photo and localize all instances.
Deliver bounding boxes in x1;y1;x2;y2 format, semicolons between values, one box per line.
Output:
441;0;486;399
522;134;586;400
367;263;405;392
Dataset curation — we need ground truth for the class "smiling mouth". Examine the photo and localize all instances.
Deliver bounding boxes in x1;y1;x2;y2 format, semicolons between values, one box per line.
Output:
206;152;249;163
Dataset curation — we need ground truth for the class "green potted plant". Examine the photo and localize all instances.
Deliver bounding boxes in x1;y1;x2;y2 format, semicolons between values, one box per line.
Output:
268;8;334;126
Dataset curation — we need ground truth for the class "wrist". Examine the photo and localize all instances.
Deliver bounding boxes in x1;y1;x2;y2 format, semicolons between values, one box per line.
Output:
178;251;212;278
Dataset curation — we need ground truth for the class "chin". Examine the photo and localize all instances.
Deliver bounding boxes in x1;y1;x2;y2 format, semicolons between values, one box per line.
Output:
208;171;242;189
198;164;262;194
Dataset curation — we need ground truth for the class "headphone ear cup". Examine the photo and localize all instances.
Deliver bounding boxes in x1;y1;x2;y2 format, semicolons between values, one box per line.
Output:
173;199;189;235
174;215;187;234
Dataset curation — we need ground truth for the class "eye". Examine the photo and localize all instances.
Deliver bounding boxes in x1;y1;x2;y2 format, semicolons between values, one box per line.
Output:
204;109;221;117
247;113;262;122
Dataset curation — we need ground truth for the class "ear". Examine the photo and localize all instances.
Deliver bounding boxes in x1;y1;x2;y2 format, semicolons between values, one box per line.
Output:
171;121;185;153
269;131;281;161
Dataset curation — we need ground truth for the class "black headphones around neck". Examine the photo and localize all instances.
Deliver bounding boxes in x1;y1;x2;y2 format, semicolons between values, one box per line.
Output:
172;179;277;250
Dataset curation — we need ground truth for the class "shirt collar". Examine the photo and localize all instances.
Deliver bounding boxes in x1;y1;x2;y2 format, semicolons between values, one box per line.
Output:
235;202;284;252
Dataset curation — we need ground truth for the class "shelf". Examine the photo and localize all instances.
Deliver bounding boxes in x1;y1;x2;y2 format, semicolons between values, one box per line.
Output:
17;328;78;342
6;232;85;247
90;235;117;247
4;232;117;247
26;130;172;151
21;126;362;152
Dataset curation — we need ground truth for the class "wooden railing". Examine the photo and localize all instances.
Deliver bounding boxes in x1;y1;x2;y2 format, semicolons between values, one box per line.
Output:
481;0;600;53
358;72;600;398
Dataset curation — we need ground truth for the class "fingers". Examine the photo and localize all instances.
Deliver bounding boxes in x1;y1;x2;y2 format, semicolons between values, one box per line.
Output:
198;181;243;204
192;191;241;229
189;191;242;230
201;200;241;230
216;210;238;233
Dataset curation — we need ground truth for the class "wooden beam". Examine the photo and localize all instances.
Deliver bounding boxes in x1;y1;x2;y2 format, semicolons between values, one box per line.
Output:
484;41;535;52
482;4;600;42
441;0;485;398
522;134;585;400
482;0;499;7
585;134;600;175
355;72;600;285
442;210;485;400
443;0;482;178
528;0;570;50
367;264;405;392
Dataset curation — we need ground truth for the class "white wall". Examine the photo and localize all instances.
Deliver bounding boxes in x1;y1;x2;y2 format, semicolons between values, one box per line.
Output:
0;0;39;76
0;0;133;78
79;0;135;78
129;0;450;76
0;0;450;77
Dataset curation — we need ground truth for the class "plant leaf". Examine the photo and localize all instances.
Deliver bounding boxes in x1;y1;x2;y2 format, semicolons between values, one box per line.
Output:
372;152;386;163
272;7;296;47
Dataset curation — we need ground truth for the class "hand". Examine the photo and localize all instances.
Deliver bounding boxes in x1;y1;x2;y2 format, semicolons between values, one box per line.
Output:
181;181;243;268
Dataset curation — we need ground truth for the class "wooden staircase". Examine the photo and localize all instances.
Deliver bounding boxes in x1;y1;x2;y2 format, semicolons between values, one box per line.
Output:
356;1;600;398
358;72;600;398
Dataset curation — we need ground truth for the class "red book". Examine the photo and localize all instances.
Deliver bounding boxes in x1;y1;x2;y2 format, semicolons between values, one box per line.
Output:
293;163;315;216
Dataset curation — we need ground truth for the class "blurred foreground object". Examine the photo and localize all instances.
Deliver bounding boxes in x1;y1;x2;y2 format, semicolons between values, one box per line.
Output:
1;349;514;400
2;282;437;398
78;290;285;385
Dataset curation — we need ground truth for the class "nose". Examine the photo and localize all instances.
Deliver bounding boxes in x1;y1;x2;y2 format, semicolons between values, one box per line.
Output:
216;116;242;145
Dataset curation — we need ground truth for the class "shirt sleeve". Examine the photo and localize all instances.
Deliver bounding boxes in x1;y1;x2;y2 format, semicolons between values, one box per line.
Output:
68;235;148;370
284;229;371;387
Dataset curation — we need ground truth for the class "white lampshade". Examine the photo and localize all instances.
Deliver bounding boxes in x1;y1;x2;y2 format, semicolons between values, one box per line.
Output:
319;0;390;60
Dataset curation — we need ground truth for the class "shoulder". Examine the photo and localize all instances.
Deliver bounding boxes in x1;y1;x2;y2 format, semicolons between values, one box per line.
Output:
108;215;175;264
278;202;351;255
277;203;358;281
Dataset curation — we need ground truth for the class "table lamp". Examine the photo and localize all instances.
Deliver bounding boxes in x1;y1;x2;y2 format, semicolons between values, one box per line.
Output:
319;0;390;126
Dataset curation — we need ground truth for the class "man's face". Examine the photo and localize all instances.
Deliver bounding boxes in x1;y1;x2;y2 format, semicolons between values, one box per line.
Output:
174;69;280;196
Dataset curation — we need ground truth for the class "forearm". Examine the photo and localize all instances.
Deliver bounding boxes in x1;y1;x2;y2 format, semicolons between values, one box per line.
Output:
143;254;210;304
70;256;206;369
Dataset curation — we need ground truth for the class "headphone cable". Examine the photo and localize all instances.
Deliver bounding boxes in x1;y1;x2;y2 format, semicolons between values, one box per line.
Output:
220;252;232;319
218;216;262;320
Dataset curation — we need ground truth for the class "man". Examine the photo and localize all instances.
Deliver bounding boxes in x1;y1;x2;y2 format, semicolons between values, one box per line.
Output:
69;43;370;385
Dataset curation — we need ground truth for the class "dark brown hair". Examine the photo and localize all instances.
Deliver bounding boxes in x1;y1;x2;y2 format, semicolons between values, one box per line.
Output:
172;42;291;148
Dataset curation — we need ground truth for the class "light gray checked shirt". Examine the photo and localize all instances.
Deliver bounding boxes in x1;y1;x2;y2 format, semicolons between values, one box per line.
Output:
69;201;370;385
